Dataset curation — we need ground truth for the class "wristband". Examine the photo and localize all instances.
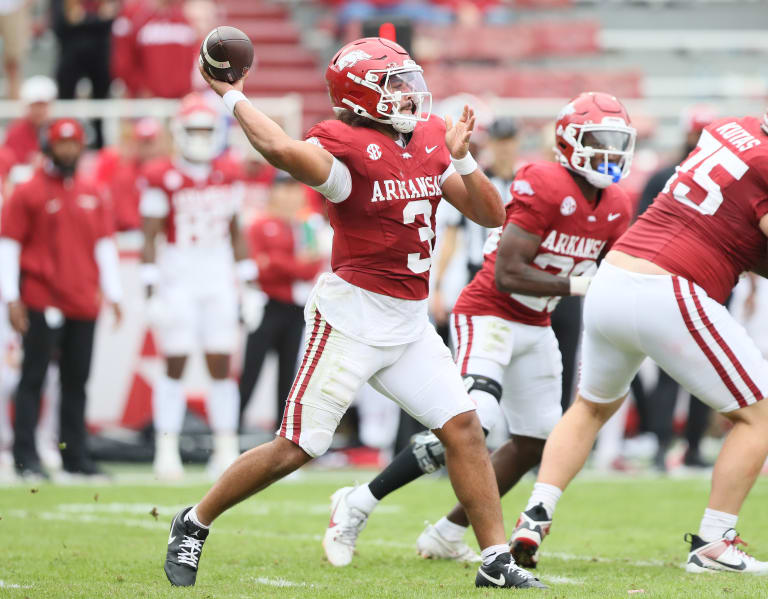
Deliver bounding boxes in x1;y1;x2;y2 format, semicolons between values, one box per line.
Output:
451;152;478;176
236;258;259;282
569;275;592;296
140;263;161;286
223;90;249;116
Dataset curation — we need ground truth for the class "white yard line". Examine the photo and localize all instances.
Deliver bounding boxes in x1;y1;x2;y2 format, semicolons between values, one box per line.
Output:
0;580;33;589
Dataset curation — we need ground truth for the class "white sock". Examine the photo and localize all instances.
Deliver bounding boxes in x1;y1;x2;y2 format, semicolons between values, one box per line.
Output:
433;516;468;543
699;508;738;542
481;544;509;565
346;484;379;515
470;388;504;433
185;505;210;529
525;482;562;517
207;379;240;434
152;375;186;434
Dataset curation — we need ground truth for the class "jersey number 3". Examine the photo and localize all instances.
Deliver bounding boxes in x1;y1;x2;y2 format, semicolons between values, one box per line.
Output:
403;200;435;273
663;129;748;216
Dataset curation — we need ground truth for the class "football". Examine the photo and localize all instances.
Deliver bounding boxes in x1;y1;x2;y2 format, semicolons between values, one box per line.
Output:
199;26;254;84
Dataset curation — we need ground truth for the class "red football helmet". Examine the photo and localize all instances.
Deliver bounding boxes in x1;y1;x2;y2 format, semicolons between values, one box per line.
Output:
554;92;636;189
172;93;226;163
325;37;432;134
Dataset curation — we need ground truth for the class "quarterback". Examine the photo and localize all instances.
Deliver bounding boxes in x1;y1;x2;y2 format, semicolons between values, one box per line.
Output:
324;92;635;563
163;37;546;590
512;110;768;574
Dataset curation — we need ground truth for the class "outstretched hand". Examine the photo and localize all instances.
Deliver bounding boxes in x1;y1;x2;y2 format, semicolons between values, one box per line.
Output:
444;105;476;159
198;61;246;97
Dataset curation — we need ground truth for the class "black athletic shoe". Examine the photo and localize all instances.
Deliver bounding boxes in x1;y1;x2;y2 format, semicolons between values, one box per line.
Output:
510;503;551;568
475;552;548;589
15;460;49;480
164;507;209;586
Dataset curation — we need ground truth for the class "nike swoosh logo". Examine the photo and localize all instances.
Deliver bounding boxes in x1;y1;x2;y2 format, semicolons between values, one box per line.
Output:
426;145;438;154
168;512;180;545
607;213;621;221
713;557;747;570
478;569;505;586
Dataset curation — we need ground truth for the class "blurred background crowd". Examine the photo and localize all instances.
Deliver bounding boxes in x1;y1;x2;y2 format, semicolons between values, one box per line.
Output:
0;0;767;482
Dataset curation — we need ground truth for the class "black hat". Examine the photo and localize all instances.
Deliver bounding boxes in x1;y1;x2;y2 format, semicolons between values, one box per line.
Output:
488;117;519;140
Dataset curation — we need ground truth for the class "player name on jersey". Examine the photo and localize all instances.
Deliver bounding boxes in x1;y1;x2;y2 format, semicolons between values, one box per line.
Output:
715;122;762;152
370;175;443;203
539;230;607;260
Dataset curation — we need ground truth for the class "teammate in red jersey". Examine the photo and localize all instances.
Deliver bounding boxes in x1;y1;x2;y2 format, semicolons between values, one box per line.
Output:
140;94;255;481
162;37;546;590
324;92;635;563
511;110;768;574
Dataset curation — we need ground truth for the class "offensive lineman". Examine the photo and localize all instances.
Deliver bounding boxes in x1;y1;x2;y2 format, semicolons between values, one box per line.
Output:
510;110;768;573
141;93;257;480
323;92;636;563
163;37;546;590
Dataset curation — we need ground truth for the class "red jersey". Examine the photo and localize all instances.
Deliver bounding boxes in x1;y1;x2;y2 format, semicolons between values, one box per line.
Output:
454;161;631;326
248;216;324;304
140;156;243;247
3;118;40;165
614;116;768;304
93;148;146;231
0;166;113;319
113;2;198;98
305;116;452;300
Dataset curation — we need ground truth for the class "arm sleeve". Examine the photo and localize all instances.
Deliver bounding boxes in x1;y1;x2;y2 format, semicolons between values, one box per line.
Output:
439;163;456;188
139;187;169;218
310;157;352;204
94;238;123;303
0;238;21;302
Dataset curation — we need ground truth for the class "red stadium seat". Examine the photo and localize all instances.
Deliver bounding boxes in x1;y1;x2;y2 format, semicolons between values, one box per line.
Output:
230;19;301;45
252;44;318;69
243;68;326;94
223;1;289;20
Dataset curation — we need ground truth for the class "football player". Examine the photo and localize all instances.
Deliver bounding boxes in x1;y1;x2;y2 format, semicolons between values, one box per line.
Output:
511;108;768;574
140;93;256;480
163;37;546;590
325;92;635;563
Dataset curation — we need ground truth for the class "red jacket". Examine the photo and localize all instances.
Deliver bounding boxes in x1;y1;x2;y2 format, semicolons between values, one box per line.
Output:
248;215;323;305
1;166;114;319
112;1;198;98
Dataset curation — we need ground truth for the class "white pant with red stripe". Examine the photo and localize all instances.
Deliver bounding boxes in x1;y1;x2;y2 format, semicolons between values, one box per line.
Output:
580;262;768;412
451;313;563;439
277;304;475;457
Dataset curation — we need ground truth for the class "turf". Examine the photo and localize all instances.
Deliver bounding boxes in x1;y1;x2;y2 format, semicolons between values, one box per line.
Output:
2;467;768;598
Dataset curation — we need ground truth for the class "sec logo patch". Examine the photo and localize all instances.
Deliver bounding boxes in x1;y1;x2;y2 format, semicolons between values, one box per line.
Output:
367;144;382;161
560;195;576;216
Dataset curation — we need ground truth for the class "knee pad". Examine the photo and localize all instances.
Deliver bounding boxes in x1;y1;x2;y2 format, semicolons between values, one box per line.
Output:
301;430;333;458
410;430;446;474
463;374;502;401
463;374;503;434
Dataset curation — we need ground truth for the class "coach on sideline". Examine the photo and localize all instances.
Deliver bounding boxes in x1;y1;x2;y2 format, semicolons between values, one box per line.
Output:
0;118;123;479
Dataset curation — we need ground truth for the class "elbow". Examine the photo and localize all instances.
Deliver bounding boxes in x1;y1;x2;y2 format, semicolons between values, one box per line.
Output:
484;204;506;228
262;140;292;169
494;267;519;295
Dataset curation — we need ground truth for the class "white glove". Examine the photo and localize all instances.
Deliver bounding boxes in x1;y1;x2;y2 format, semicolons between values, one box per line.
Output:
241;285;268;332
569;275;593;296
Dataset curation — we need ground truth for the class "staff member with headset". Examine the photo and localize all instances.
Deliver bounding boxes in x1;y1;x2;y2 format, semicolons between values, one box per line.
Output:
0;118;123;479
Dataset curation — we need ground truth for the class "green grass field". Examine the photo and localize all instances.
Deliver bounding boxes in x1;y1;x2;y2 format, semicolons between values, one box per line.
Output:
2;466;768;598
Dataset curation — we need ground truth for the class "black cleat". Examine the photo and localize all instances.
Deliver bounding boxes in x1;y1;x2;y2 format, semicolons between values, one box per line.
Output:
164;507;209;586
510;503;551;568
475;552;548;589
